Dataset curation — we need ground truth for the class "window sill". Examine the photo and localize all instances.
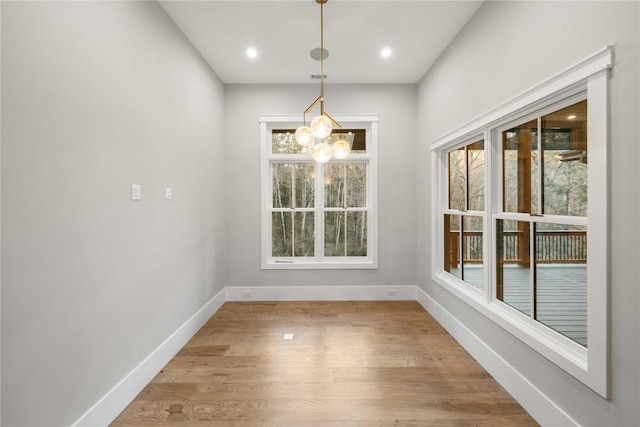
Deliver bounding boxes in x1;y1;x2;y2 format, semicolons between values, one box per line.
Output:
262;259;378;270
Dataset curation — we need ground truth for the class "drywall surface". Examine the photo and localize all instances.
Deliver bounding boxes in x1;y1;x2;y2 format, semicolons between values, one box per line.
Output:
1;2;226;425
225;84;417;289
417;1;639;426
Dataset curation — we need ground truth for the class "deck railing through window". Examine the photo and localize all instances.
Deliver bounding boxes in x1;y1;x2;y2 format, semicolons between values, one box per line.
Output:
448;230;587;264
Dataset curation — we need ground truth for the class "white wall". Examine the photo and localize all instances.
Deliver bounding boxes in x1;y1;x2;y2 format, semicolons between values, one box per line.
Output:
4;1;636;425
417;1;639;426
225;84;417;289
1;2;226;425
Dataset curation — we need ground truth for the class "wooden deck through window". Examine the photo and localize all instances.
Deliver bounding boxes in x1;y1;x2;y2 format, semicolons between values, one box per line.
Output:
111;301;538;426
453;265;587;346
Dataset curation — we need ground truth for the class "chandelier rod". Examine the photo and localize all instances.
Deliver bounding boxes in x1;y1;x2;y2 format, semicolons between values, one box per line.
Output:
320;0;325;115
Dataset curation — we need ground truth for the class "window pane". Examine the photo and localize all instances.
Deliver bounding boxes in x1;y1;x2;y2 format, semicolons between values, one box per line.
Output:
324;164;344;208
531;136;540;215
272;212;292;257
444;214;461;280
271;129;368;155
272;163;292;208
346;162;367;208
535;223;587;346
462;216;483;289
448;147;465;210
295;163;315;209
496;219;532;316
294;212;315;257
272;131;304;154
541;100;588;217
503;120;537;213
329;129;366;153
324;212;345;257
346;211;367;256
467;140;485;211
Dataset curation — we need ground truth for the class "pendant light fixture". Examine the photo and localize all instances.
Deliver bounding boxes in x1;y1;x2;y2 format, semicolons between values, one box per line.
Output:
295;0;350;163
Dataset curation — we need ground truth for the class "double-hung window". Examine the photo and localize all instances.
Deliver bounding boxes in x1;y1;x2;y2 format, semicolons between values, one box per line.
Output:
261;115;378;269
444;139;485;289
431;48;611;397
495;98;589;344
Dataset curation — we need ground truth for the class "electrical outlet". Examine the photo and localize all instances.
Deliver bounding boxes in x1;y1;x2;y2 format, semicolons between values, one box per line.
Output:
388;289;397;297
242;290;252;298
165;187;172;201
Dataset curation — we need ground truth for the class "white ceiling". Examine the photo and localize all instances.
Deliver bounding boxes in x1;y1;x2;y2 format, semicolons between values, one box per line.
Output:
159;0;483;84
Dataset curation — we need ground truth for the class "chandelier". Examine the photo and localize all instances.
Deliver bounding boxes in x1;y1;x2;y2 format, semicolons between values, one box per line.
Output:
294;0;350;163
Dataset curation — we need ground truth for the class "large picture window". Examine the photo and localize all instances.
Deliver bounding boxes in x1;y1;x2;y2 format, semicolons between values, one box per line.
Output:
261;115;378;269
431;48;611;397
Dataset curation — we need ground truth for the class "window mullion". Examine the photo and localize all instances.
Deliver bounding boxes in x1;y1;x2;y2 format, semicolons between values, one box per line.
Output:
343;163;347;256
530;221;537;320
460;216;465;281
315;162;324;261
291;165;296;257
485;129;494;303
343;211;347;257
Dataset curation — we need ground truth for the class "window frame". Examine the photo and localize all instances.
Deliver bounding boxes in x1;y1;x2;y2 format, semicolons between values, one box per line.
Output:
430;47;611;397
260;114;379;270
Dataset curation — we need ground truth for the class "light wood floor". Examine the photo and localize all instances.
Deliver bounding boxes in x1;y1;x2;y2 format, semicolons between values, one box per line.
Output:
111;301;539;426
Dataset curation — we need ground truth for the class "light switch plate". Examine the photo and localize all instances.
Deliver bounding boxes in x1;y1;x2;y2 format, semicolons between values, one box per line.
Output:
131;184;141;201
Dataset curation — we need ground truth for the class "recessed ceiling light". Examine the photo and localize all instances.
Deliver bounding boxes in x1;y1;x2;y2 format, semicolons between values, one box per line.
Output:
567;115;577;120
381;47;392;59
246;48;257;59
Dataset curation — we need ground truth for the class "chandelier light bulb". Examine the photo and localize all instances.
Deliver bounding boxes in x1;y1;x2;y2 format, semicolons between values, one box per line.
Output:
332;139;351;159
295;125;314;146
310;115;332;139
311;142;332;163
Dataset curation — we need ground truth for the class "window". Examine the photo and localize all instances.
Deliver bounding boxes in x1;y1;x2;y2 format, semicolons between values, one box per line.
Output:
497;99;588;346
444;139;485;289
261;115;378;269
431;48;611;397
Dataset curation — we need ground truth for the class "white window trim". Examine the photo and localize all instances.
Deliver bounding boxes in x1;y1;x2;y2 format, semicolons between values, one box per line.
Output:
430;47;612;397
260;114;379;270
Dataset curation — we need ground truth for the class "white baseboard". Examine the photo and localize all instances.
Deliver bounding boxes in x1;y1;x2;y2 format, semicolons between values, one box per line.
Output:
415;287;578;427
225;285;417;301
71;288;227;427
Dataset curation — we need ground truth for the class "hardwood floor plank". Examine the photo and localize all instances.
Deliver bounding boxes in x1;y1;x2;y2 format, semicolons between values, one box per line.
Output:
152;368;229;384
166;356;260;369
331;366;493;382
176;345;230;357
223;367;335;384
189;382;387;400
111;301;538;426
